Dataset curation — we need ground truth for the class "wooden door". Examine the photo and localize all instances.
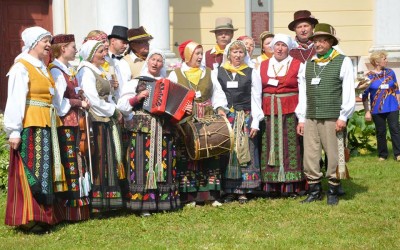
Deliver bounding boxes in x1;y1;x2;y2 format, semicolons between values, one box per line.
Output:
0;0;52;111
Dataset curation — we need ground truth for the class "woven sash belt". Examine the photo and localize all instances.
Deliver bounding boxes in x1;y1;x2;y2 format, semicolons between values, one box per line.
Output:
263;92;297;182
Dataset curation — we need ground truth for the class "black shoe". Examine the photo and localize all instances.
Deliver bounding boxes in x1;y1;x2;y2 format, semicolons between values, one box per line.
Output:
223;194;236;203
327;184;339;205
301;183;322;203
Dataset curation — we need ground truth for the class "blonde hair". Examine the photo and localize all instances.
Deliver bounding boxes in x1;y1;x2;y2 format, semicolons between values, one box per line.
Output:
84;30;107;43
369;51;388;68
50;42;68;61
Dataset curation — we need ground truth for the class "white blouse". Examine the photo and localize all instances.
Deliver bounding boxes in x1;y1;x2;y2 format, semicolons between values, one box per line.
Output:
76;61;116;118
117;71;161;120
211;68;264;130
4;53;63;138
50;59;75;117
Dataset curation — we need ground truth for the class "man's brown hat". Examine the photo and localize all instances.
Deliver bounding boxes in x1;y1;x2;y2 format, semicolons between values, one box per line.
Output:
288;10;319;31
127;26;153;42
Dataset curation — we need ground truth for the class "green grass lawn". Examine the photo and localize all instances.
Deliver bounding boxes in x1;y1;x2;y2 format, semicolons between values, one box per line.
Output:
0;153;399;249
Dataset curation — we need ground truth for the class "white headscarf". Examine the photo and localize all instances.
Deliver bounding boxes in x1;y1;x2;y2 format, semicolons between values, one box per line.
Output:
21;26;52;53
221;40;251;66
79;40;104;62
15;26;51;62
269;33;298;51
140;49;167;78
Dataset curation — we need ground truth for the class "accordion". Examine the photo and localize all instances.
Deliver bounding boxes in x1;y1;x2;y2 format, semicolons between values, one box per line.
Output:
142;78;195;123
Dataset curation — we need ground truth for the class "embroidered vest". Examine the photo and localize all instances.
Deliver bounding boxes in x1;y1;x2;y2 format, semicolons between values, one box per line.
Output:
305;54;345;119
217;67;252;111
205;49;223;70
49;64;81;126
260;58;301;115
19;59;61;128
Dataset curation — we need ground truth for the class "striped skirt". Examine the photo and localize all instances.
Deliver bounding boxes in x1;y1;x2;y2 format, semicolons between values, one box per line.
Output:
261;113;306;194
223;111;261;194
90;122;127;212
57;127;90;221
127;131;180;212
5;127;62;227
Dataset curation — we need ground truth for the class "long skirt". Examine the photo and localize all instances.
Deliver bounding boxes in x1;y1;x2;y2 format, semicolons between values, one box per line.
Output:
5;127;62;227
177;142;221;203
261;113;306;194
223;111;261;194
177;102;221;203
57;127;90;221
91;122;126;212
127;131;180;212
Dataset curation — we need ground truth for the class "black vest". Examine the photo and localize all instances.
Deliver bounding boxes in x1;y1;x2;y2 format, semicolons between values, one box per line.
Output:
217;67;252;111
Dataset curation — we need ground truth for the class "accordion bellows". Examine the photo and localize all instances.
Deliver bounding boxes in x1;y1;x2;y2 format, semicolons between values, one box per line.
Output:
143;78;195;123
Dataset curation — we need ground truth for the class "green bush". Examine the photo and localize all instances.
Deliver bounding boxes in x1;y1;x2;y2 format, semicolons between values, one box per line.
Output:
0;114;9;190
347;109;377;155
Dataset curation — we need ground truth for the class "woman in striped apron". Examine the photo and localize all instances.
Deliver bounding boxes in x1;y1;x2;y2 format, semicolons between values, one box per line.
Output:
212;40;264;204
117;49;181;216
4;26;66;232
258;34;307;197
76;40;127;213
168;40;228;207
49;34;91;221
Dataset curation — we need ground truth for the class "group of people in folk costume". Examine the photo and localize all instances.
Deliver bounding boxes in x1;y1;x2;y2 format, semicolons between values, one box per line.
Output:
13;8;400;232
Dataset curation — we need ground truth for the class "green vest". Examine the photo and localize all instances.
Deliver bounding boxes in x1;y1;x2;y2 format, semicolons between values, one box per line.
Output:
174;67;214;118
174;68;212;103
305;54;345;119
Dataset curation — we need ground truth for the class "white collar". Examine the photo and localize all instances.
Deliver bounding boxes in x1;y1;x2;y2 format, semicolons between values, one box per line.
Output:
270;55;293;66
210;46;217;54
20;53;45;68
52;59;72;75
77;61;103;74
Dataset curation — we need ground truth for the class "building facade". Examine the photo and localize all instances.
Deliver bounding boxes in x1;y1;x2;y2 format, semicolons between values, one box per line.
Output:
1;0;399;110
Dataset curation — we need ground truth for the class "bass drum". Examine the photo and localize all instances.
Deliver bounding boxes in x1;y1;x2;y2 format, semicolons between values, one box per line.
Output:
178;115;234;160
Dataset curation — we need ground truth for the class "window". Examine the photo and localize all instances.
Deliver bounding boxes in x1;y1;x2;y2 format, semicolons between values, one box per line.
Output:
245;0;273;55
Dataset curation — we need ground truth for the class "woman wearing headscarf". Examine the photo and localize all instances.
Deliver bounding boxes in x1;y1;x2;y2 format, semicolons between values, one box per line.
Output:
4;26;66;231
257;34;306;197
49;34;91;221
76;40;127;213
83;30;120;102
117;49;180;216
212;40;263;203
168;40;228;207
236;36;256;68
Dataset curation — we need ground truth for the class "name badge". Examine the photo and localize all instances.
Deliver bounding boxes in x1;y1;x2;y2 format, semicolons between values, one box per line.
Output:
75;87;81;95
213;63;219;69
268;79;279;86
195;91;202;98
381;84;389;90
311;78;321;85
227;81;238;88
49;87;55;96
